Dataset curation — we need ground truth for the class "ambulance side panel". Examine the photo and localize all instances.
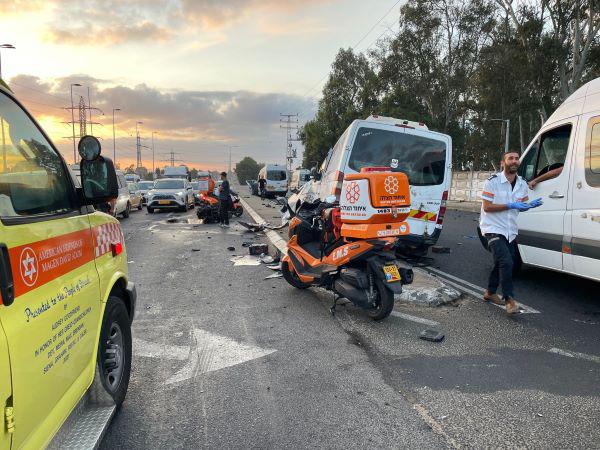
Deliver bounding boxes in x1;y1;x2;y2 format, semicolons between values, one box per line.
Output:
0;322;12;449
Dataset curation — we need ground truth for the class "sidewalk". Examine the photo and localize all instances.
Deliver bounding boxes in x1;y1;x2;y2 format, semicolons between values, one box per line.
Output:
447;199;481;213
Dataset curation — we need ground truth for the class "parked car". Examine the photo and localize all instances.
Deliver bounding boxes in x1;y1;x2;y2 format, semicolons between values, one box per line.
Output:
127;182;143;210
478;76;600;282
146;178;195;213
191;181;202;204
258;164;288;197
114;170;132;218
247;179;259;196
290;169;311;192
137;180;154;204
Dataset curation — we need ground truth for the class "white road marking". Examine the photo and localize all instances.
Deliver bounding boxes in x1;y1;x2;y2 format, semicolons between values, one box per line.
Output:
133;328;277;386
167;328;277;386
425;267;540;314
238;197;288;255
548;347;600;364
133;337;190;361
391;311;440;327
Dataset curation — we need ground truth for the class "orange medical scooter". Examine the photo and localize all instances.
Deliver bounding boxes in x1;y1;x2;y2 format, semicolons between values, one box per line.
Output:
281;167;414;320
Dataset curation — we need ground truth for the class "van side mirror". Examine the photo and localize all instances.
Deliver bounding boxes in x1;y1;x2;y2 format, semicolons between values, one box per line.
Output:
310;166;321;181
80;156;119;205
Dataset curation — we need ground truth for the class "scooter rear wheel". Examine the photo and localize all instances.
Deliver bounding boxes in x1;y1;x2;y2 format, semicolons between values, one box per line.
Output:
282;260;311;289
367;278;394;321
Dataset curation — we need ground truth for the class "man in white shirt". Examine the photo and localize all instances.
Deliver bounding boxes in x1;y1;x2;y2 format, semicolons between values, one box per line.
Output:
479;151;542;314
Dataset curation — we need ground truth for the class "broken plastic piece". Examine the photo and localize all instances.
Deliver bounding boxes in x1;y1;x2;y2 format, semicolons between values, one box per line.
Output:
419;329;445;342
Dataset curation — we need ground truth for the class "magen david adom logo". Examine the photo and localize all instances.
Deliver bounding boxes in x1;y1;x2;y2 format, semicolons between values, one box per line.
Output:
384;176;399;195
20;247;39;287
345;181;360;204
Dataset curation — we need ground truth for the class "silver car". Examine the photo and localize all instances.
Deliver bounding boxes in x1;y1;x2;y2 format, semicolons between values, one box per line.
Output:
146;178;195;213
113;171;132;218
127;182;143;210
137;180;154;205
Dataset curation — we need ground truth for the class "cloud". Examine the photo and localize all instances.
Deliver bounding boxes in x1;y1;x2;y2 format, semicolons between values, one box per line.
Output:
7;74;316;169
44;21;172;46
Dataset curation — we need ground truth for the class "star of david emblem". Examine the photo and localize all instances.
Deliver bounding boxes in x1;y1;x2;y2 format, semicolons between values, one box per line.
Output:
20;247;39;287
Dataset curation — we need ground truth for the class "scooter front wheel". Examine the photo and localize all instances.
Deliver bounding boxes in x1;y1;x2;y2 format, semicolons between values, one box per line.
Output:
367;278;394;321
282;260;311;289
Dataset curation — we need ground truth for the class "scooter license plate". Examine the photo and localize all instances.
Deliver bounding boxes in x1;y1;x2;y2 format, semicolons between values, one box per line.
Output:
159;200;170;205
383;264;401;283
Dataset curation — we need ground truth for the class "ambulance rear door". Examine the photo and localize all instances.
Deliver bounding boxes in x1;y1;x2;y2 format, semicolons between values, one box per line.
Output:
0;90;102;448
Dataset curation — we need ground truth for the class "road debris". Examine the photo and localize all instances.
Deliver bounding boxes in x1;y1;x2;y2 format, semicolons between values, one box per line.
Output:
431;246;451;254
249;244;268;255
264;273;283;280
260;254;275;264
230;255;261;266
267;263;282;271
419;329;445;342
227;246;236;251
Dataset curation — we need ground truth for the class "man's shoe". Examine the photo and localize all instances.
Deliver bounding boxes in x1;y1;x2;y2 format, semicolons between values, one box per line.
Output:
483;290;504;305
505;298;519;314
223;224;230;228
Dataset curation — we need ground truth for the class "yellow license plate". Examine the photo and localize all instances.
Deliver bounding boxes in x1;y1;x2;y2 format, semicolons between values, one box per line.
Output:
159;200;170;205
383;265;401;283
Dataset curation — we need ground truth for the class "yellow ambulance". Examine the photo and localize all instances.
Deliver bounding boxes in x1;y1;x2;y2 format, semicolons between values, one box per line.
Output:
0;81;135;449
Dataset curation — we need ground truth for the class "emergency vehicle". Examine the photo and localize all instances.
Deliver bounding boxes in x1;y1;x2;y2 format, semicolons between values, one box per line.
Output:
0;82;135;448
482;76;600;282
292;115;452;255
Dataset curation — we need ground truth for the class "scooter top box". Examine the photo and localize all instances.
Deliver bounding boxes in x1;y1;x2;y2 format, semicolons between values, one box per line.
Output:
339;168;411;226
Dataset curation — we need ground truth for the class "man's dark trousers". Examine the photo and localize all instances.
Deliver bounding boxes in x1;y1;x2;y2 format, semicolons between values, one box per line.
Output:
219;199;229;225
486;234;517;300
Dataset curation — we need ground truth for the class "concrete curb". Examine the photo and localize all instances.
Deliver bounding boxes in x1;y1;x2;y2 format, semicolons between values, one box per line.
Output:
238;196;288;255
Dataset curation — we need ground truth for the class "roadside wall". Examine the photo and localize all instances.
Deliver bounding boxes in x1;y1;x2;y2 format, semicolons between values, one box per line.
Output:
449;170;495;202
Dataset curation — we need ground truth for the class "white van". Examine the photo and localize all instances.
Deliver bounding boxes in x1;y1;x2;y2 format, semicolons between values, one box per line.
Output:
258;164;288;197
510;77;600;282
297;115;452;255
290;169;311;192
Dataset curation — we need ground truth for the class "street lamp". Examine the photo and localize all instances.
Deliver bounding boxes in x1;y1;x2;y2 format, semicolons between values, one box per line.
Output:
70;83;82;164
490;118;510;153
112;108;121;162
135;121;143;169
229;145;240;175
0;44;15;80
152;131;158;180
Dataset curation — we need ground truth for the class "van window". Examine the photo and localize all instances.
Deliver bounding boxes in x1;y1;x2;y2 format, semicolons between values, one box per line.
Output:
519;124;571;181
348;127;446;186
267;170;286;181
586;118;600;187
0;92;75;219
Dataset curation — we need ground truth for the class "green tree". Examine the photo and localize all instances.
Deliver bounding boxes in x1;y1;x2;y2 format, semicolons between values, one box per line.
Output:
235;157;263;184
301;48;378;168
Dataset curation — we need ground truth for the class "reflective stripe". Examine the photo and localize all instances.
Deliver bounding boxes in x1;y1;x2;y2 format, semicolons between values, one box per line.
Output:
408;210;437;222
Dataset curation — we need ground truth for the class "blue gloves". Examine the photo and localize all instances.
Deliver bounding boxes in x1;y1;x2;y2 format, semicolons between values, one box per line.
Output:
528;197;543;208
507;202;531;211
507;198;543;211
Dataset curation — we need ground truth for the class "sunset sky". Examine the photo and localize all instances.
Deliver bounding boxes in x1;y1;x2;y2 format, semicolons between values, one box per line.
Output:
0;0;401;171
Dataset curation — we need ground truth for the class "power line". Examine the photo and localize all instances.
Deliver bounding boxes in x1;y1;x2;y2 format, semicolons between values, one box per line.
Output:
299;0;401;101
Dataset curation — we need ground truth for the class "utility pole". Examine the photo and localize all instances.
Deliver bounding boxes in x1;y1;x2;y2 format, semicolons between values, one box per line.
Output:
152;131;158;180
161;150;183;167
69;83;81;164
228;145;240;175
280;113;300;171
491;118;510;153
112;108;121;162
135;121;143;169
